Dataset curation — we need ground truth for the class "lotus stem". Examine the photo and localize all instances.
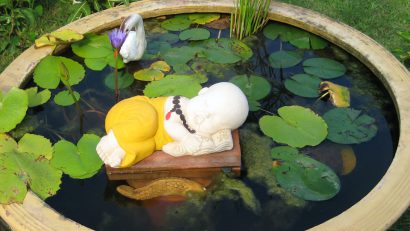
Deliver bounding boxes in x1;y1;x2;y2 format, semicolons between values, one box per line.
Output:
114;49;120;102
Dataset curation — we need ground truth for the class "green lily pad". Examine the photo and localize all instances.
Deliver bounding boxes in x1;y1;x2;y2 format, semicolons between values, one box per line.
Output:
104;72;134;90
143;75;202;98
134;68;164;81
230;75;271;100
163;46;203;66
84;57;107;71
25;87;51;107
198;38;253;64
105;52;125;69
271;147;340;201
323;108;378;144
259;106;328;148
167;73;208;84
205;47;241;64
284;74;321;98
248;100;261;111
161;15;192;31
173;63;192;74
158;33;179;44
0;133;17;153
54;90;80;106
17;133;53;160
303;58;346;79
71;33;112;58
34;56;85;89
51;134;102;179
269;50;303;68
146;41;172;56
0;87;28;133
150;61;171;72
179;28;210;41
188;13;220;25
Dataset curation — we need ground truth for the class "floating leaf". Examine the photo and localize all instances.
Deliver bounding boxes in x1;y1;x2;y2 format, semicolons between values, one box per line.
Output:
71;33;112;58
197;38;253;64
259;106;328;148
35;29;83;49
323;108;377;144
173;63;192;74
340;146;356;175
0;87;28;133
163;46;203;66
263;23;290;41
104;72;134;90
284;74;321;98
134;68;164;81
146;41;171;56
158;33;179;44
191;58;225;78
309;35;328;50
303;58;346;79
179;28;210;41
51;134;102;179
17;133;53;160
167;73;208;84
161;15;191;31
143;75;202;98
34;56;85;89
319;81;350;107
0;173;27;204
271;147;340;201
84;57;107;71
248;100;261;111
54;90;80;106
0;134;17;153
269;50;303;68
230;75;271;111
25;87;51;107
150;61;171;72
205;47;241;64
117;177;205;200
188;13;220;25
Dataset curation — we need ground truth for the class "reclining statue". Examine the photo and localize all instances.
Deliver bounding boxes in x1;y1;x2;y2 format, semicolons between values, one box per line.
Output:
96;82;249;168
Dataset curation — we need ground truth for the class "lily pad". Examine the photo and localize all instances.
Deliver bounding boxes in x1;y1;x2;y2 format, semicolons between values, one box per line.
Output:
284;74;321;98
271;147;340;201
161;15;192;31
259;106;328;148
303;58;346;79
230;74;271;111
0;133;17;153
270;146;299;161
323;108;378;144
17;133;53;160
269;50;303;68
158;33;179;44
54;90;80;106
143;75;202;98
150;61;171;72
104;72;134;90
51;134;102;179
71;33;112;59
179;28;210;41
84;58;107;71
188;13;220;25
0;87;28;133
319;81;350;107
163;46;203;66
25;87;51;107
134;68;164;81
35;29;83;50
199;38;253;64
33;56;85;89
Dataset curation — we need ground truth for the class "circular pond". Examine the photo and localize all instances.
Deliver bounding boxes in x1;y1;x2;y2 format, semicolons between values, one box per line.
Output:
1;1;410;231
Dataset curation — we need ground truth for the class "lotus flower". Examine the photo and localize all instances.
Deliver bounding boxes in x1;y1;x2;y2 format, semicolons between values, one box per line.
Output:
108;28;127;50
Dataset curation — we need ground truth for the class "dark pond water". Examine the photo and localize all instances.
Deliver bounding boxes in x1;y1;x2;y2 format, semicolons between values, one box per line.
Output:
17;15;398;230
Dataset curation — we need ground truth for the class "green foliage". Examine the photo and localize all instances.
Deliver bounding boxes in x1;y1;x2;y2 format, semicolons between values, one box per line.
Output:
163;46;203;66
0;134;62;204
303;58;346;79
71;33;124;70
271;146;341;201
104;71;134;90
33;56;85;89
143;74;202;98
230;74;271;111
231;0;271;40
161;15;192;31
51;134;102;179
269;50;303;68
25;87;51;107
323;108;378;144
284;74;321;98
35;29;84;51
259;106;328;148
198;38;253;64
179;28;210;41
0;87;28;133
53;90;80;106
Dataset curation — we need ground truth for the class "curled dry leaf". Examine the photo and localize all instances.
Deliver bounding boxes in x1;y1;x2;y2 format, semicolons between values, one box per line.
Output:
116;177;205;200
204;16;230;30
320;81;350;107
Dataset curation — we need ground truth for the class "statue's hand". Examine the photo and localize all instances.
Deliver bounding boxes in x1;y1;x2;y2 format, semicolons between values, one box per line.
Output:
96;130;125;168
182;134;202;154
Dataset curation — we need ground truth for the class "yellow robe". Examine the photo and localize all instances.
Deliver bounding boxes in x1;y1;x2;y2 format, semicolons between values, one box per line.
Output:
105;96;174;167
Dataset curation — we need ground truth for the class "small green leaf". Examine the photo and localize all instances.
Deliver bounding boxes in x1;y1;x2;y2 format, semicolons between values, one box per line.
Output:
33;56;85;89
259;106;328;148
269;50;303;68
144;75;202;98
161;15;191;31
51;134;102;179
205;47;241;64
323;108;378;144
54;90;80;106
71;33;112;58
179;28;210;41
84;57;107;71
17;134;53;160
25;87;51;107
284;74;321;98
188;13;220;25
0;87;28;133
134;68;164;81
104;72;134;90
303;58;346;79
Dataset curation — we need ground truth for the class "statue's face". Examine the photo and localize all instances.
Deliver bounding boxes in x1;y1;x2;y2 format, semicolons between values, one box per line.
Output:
185;82;249;136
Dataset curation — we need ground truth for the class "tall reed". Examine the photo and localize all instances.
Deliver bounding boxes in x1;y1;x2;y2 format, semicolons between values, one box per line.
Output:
230;0;271;40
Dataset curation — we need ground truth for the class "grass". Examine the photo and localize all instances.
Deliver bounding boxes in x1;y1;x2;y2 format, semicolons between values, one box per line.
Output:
0;0;409;229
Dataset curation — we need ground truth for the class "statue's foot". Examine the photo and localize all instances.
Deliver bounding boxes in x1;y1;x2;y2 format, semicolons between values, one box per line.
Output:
96;130;125;167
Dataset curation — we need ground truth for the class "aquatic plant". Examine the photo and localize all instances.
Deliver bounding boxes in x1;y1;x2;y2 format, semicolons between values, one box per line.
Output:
230;0;271;40
35;29;83;51
108;28;127;101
